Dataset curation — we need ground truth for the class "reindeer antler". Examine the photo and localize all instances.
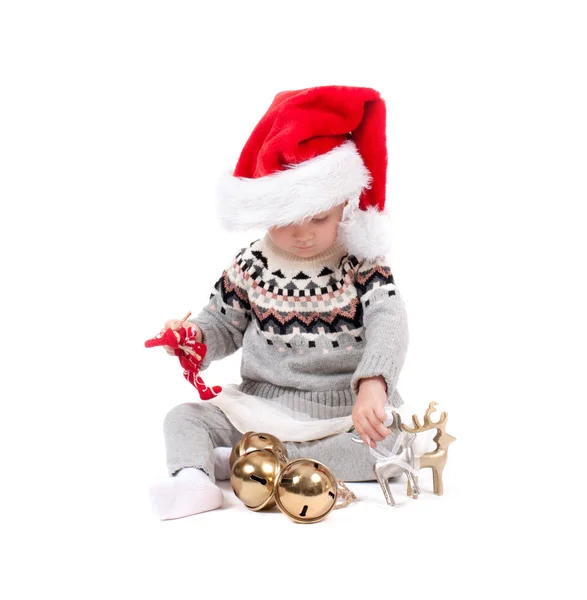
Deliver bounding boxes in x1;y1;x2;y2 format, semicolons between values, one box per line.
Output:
403;402;448;433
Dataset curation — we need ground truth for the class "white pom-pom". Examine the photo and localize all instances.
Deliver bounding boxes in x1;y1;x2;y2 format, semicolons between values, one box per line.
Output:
337;205;393;260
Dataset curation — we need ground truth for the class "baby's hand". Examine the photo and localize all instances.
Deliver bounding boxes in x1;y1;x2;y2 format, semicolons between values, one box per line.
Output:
352;376;390;448
161;319;203;355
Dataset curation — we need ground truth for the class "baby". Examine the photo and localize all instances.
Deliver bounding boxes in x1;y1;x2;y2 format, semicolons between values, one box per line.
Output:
149;86;409;520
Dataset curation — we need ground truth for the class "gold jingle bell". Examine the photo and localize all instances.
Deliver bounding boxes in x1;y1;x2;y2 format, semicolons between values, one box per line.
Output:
274;458;338;524
230;449;284;511
229;431;289;471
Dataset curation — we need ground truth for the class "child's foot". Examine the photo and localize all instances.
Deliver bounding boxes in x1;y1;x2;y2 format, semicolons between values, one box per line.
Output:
148;467;223;520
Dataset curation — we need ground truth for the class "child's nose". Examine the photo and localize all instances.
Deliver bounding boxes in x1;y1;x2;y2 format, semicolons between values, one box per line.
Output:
293;222;313;238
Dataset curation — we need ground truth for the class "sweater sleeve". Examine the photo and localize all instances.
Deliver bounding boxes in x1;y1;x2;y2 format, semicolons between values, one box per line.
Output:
188;248;251;371
350;256;409;407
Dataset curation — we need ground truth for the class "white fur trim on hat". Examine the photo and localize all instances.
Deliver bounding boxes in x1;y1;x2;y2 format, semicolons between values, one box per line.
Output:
216;140;371;231
337;205;392;260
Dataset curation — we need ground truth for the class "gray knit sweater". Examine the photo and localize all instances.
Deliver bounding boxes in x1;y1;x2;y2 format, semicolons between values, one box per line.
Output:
189;233;408;419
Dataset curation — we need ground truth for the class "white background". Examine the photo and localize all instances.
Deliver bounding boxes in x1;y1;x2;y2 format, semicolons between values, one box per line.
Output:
1;1;585;598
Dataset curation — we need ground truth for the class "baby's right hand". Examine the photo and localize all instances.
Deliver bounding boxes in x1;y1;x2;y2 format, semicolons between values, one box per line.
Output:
161;319;203;355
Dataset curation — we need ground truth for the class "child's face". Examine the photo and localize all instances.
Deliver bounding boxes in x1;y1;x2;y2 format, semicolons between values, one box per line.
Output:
268;202;347;258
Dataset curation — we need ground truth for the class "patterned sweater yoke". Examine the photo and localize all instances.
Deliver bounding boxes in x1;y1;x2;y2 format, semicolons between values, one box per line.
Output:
190;233;409;419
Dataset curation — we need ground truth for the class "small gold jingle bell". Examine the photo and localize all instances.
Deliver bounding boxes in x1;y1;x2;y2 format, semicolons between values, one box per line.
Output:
230;449;285;511
274;458;338;524
229;431;289;471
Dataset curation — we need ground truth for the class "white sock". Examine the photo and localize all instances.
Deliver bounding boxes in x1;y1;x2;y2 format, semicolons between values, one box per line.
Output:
213;447;233;481
148;468;223;520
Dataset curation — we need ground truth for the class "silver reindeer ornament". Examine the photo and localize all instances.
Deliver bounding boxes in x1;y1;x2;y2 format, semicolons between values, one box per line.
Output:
352;410;420;506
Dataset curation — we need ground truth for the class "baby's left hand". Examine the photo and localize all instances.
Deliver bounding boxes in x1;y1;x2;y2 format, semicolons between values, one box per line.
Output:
352;376;390;448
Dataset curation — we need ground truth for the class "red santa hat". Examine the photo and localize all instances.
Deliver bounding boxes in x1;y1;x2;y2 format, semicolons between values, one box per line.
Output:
216;85;392;259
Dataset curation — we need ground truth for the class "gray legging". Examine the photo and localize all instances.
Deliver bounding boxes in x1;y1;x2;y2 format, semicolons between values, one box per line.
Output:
163;402;380;482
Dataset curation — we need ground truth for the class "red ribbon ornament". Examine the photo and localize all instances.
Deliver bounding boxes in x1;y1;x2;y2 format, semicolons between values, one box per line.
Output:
145;325;222;400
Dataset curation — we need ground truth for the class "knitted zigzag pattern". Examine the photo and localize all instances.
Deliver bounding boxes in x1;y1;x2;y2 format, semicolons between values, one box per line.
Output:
207;241;396;345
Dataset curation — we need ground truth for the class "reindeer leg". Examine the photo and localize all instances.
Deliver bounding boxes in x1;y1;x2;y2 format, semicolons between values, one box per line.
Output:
431;467;443;495
435;468;444;496
407;472;420;499
374;463;396;507
404;445;419;499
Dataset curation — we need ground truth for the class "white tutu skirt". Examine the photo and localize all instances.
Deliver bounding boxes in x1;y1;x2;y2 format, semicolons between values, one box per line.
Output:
206;384;355;442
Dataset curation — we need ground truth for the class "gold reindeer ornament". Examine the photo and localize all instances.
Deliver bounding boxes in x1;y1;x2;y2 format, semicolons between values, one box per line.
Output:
403;402;456;496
